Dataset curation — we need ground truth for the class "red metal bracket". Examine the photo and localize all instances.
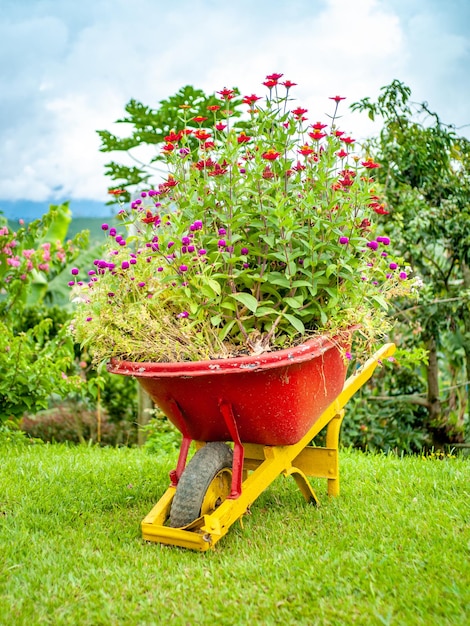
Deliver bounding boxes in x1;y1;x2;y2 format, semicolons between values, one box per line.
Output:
218;399;244;499
167;398;192;487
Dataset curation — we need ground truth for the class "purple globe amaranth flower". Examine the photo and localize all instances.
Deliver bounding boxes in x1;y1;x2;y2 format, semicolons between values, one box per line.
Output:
107;292;115;297
109;228;117;236
367;241;379;250
119;240;126;246
177;311;189;318
243;262;249;269
68;281;75;286
130;258;137;265
381;252;388;257
399;271;408;280
241;247;249;255
179;264;188;272
190;220;203;231
182;236;191;245
141;191;147;198
182;246;187;253
88;270;96;276
218;239;226;247
339;236;349;245
389;262;398;270
157;266;163;272
138;281;146;288
121;261;130;270
71;267;79;275
187;245;195;253
198;248;207;256
86;317;92;322
168;241;175;249
218;228;227;235
376;236;390;245
101;223;109;231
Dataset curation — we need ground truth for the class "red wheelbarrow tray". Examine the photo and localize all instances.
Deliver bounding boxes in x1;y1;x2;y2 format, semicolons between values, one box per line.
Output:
108;333;350;447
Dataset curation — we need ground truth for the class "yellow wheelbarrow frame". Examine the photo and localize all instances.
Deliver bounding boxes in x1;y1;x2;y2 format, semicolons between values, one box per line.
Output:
141;342;395;551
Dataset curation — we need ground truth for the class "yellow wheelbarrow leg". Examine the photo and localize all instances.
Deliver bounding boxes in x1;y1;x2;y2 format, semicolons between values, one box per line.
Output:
141;342;396;550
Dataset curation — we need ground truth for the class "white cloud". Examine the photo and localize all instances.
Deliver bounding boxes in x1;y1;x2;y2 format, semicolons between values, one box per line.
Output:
0;0;468;204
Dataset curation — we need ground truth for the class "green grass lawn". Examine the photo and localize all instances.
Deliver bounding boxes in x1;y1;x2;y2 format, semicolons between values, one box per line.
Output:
0;444;468;625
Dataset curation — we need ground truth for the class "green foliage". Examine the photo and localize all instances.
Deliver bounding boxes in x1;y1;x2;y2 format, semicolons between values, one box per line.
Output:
73;76;414;365
141;411;181;456
20;399;137;446
0;206;90;423
352;80;470;443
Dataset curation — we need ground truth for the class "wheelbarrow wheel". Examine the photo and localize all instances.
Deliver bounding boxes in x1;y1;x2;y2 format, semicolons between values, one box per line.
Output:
169;442;233;528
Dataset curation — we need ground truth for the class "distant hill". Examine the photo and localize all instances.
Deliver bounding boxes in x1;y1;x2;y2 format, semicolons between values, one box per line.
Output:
0;199;114;222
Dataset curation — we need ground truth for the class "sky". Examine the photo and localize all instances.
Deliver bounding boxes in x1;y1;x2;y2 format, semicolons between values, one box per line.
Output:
1;0;469;219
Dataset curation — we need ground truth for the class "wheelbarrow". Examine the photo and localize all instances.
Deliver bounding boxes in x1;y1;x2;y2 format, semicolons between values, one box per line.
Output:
108;334;395;551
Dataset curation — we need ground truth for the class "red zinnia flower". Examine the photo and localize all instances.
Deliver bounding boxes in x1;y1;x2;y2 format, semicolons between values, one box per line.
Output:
262;166;275;179
292;107;308;118
243;94;262;105
208;163;228;176
192;116;208;123
311;122;327;130
292;161;306;172
262;149;281;161
141;210;159;224
334;130;345;137
362;158;381;169
308;131;327;141
215;122;227;131
207;105;221;112
329;95;346;102
237;132;251;144
266;73;283;81
108;189;125;195
194;129;211;141
336;149;348;159
298;144;315;156
217;88;235;100
163;176;178;188
164;130;182;142
195;158;216;171
282;80;297;89
341;136;355;145
203;141;215;150
263;80;278;89
162;143;175;153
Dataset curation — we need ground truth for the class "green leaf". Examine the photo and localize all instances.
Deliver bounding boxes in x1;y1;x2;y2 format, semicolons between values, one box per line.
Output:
269;274;291;288
255;306;279;317
326;264;338;278
207;279;221;295
231;292;258;312
283;313;305;334
218;319;237;341
210;314;222;326
283;296;303;309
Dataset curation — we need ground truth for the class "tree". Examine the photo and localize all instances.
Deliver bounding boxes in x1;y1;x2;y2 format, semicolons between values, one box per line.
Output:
352;80;470;444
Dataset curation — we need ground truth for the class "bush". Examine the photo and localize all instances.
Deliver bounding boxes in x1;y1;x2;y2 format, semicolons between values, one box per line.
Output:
20;400;137;446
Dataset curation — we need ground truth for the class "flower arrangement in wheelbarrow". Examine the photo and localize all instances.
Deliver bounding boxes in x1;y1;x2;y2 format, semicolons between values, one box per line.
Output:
70;73;413;366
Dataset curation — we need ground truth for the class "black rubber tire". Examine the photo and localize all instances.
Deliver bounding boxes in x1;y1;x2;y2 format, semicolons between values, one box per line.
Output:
169;442;233;528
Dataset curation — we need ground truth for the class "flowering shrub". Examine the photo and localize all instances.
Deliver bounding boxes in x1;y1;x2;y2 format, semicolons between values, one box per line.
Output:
71;74;414;365
0;205;87;422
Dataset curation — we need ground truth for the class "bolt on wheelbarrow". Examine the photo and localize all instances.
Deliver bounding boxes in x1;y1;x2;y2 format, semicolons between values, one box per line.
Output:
108;334;396;551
